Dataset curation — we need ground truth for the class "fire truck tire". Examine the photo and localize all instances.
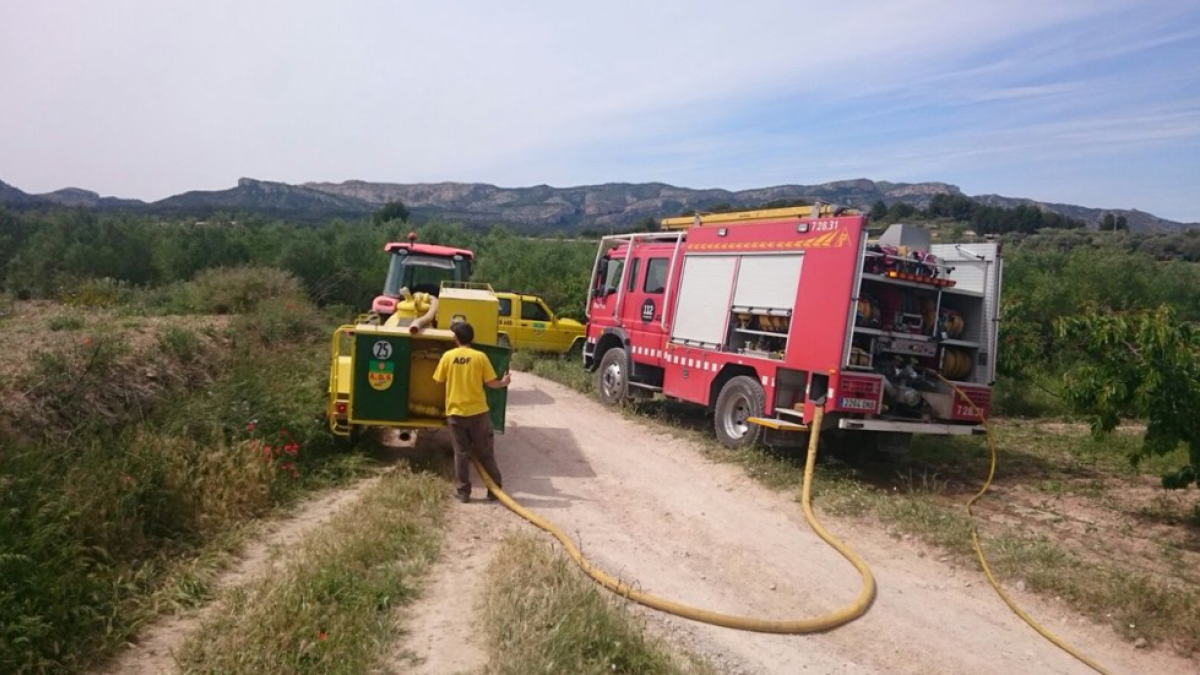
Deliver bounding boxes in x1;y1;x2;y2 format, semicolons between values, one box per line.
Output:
714;376;765;448
596;348;629;406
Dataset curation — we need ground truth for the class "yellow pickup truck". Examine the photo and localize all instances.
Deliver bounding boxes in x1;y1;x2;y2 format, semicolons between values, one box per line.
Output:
495;292;585;354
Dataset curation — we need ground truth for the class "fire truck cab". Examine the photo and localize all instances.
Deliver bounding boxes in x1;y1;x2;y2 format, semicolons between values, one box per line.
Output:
583;205;1002;451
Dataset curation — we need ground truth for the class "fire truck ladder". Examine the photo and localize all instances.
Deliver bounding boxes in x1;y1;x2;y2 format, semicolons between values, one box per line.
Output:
659;202;856;229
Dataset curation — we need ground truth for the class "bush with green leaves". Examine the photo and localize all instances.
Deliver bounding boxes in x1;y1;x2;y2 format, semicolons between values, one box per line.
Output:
1058;306;1200;488
191;266;307;314
0;297;363;674
66;277;137;307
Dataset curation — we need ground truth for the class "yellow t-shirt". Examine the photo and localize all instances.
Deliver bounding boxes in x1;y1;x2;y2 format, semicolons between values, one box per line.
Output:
432;346;498;418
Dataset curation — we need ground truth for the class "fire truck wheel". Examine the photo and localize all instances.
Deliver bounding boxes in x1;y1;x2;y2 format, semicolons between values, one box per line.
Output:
596;348;629;406
714;376;765;448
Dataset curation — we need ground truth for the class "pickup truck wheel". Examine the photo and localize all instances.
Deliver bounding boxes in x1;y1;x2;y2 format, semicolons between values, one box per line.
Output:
566;338;584;358
714;376;765;448
497;333;511;350
596;348;629;407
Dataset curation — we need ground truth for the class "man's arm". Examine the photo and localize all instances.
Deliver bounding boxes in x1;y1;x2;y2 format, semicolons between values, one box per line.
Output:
486;371;511;389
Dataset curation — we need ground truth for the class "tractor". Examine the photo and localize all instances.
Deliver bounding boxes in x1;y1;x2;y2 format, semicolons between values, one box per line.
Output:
327;234;509;445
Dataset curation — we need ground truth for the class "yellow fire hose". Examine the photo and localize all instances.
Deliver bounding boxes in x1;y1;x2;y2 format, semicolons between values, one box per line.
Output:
471;405;877;633
938;375;1113;675
470;387;1115;672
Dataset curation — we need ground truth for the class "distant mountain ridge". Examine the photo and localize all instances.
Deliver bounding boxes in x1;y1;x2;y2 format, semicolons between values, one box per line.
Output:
1;177;1195;233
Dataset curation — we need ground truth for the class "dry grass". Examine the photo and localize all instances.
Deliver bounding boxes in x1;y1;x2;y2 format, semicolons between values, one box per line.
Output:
481;532;715;675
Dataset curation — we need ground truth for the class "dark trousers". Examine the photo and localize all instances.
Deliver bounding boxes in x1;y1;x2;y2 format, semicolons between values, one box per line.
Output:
448;412;501;497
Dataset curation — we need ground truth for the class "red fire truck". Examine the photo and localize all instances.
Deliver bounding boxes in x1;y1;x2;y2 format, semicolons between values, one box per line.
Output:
582;205;1003;451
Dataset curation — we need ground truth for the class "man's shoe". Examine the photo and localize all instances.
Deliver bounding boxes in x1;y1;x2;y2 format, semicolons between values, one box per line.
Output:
455;493;470;504
486;490;500;502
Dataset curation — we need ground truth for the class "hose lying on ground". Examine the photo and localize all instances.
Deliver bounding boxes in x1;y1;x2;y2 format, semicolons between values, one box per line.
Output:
470;405;877;634
938;374;1113;675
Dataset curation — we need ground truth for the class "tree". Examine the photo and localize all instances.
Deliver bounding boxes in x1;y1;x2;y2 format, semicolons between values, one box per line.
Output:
927;193;977;221
1057;307;1200;489
1101;213;1116;231
869;200;887;221
886;202;917;221
373;200;410;225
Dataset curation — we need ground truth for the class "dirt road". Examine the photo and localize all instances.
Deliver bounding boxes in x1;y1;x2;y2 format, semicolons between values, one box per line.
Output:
438;373;1189;675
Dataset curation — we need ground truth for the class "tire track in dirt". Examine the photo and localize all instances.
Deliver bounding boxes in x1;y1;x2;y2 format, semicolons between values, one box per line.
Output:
94;472;390;675
378;429;523;675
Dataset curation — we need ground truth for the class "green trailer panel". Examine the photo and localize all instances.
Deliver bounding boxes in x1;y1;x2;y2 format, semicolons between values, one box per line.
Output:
351;333;413;423
477;342;510;432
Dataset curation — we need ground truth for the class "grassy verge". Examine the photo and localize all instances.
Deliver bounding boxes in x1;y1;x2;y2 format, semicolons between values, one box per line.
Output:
517;354;1200;656
0;277;372;674
176;466;445;675
510;350;593;394
482;532;715;675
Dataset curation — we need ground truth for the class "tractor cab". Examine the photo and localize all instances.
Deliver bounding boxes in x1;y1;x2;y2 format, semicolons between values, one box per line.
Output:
372;234;475;316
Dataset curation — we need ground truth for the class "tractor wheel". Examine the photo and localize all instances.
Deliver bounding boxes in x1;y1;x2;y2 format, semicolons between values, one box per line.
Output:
714;376;765;449
596;348;629;407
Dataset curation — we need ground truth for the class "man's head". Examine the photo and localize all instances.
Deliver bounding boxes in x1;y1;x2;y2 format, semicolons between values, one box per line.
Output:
451;321;475;347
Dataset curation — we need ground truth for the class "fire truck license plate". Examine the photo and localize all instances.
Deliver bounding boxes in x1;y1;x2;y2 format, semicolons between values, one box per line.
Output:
839;398;876;411
954;403;979;417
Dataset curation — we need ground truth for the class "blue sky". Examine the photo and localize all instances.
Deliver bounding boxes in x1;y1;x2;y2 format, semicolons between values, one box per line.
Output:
1;1;1198;222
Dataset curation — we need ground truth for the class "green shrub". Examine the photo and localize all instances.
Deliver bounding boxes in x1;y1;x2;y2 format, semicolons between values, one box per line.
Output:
231;297;328;348
67;277;136;308
137;281;202;315
0;315;361;673
192;267;306;315
159;327;204;363
46;314;85;332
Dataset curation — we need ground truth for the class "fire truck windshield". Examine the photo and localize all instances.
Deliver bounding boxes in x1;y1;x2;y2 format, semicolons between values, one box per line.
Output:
598;257;624;296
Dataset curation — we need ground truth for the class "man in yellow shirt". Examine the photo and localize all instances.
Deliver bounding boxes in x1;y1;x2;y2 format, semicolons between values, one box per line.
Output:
433;321;511;503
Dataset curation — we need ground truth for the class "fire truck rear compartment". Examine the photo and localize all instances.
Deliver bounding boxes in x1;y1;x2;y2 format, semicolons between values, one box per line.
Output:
845;228;1000;424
